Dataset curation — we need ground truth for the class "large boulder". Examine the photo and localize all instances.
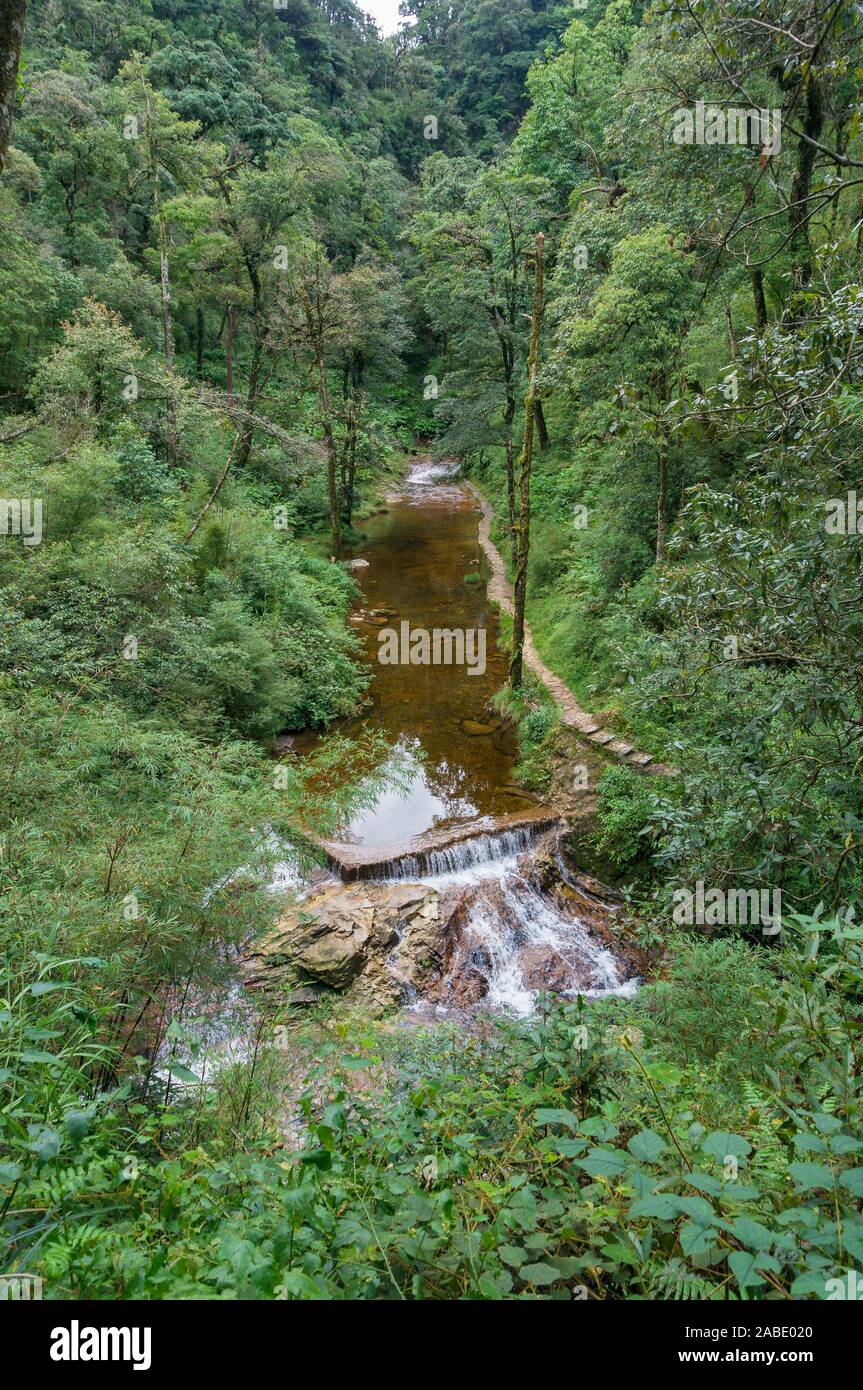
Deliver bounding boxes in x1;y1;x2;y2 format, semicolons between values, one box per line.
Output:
242;879;453;1011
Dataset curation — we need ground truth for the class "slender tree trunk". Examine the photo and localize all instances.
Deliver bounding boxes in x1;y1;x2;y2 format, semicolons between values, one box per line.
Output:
0;0;27;175
196;305;204;376
656;420;669;565
510;232;544;692
503;378;517;568
535;398;550;451
342;393;360;527
317;352;341;559
751;268;767;330
497;330;518;568
236;325;263;469
236;264;267;469
788;76;824;286
226;303;237;403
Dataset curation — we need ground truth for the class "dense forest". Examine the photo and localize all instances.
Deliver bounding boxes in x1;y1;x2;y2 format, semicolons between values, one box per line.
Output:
2;0;863;1307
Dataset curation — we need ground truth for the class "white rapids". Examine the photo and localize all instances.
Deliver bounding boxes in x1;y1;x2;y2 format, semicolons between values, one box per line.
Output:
413;847;636;1017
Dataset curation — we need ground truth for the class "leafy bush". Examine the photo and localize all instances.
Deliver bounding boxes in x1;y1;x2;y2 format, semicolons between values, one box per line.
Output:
636;938;773;1083
592;764;656;868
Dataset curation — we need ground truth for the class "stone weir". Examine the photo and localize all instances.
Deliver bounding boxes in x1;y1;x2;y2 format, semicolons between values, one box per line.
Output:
321;807;563;882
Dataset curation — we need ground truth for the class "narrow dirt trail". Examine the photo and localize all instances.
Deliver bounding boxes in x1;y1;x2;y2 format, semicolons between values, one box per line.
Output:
465;481;661;771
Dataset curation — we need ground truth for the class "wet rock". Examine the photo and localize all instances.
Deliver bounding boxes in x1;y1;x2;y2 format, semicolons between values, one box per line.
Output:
447;967;489;1006
461;719;496;736
519;944;571;993
496;783;539;802
286;985;326;1006
242;878;453;1012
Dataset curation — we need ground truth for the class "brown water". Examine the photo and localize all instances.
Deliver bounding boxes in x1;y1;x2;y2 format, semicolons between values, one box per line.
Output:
294;459;538;849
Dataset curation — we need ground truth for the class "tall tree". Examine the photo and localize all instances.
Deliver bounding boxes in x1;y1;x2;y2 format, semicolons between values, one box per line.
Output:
411;156;551;566
509;231;544;691
0;0;26;174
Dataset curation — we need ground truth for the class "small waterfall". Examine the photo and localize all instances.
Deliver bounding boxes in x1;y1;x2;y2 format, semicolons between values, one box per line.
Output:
329;819;558;882
417;856;636;1018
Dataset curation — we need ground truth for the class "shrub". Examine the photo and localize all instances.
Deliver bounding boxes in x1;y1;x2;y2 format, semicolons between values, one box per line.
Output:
592;764;656;868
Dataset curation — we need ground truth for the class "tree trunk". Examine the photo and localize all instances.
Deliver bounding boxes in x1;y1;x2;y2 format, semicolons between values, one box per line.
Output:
344;392;360;527
0;0;27;175
510;233;544;692
788;76;824;285
196;306;204;376
656;421;669;565
535;398;550;451
503;380;517;569
226;304;237;403
317;353;341;560
751;268;767;329
236;324;263;469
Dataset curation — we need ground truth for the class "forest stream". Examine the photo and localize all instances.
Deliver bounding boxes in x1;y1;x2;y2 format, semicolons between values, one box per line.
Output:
251;459;639;1019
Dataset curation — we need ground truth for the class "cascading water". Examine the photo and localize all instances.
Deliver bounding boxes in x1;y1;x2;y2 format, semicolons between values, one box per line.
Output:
383;833;637;1017
333;822;555;881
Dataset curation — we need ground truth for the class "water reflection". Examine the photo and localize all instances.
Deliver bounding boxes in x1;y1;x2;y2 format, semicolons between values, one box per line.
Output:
292;459;537;847
341;739;480;848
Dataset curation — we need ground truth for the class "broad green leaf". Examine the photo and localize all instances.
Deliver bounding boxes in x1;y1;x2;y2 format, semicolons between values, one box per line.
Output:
27;1124;61;1162
299;1148;332;1171
729;1250;765;1289
498;1245;527;1268
839;1168;863;1197
788;1162;834;1191
167;1063;201;1084
627;1129;667;1162
726;1217;773;1251
702;1131;752;1160
65;1109;93;1144
629;1194;682;1220
520;1261;560;1286
534;1108;576;1130
576;1148;627;1178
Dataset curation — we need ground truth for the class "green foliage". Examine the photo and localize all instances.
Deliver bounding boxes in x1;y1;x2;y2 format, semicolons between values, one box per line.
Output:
3;0;863;1307
5;912;860;1299
636;939;773;1082
593;765;655;869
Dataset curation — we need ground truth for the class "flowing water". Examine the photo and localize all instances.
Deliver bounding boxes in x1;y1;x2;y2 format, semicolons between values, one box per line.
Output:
283;459;634;1017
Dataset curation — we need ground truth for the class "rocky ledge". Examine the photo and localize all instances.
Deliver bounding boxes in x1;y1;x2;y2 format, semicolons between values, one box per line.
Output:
242;879;452;1013
242;834;646;1015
